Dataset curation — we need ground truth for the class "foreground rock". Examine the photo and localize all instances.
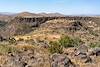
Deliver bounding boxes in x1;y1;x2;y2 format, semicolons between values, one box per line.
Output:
0;46;50;67
51;53;75;67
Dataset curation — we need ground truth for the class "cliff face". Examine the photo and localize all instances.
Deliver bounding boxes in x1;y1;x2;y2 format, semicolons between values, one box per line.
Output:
10;16;100;27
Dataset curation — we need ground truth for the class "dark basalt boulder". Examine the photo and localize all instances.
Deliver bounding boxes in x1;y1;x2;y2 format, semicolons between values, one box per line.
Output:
89;48;100;56
68;21;83;31
74;45;93;63
51;53;75;67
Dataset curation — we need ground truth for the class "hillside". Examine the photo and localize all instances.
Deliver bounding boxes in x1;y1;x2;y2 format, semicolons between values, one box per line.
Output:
0;14;100;67
16;18;100;44
13;17;100;67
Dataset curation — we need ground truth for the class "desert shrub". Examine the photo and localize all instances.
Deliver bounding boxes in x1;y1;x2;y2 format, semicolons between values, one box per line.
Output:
59;36;82;48
49;35;83;54
59;36;74;47
0;45;18;55
49;41;63;54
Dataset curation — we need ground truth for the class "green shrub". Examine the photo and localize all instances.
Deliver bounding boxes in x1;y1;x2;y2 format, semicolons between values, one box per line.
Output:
49;41;63;54
59;36;74;47
49;35;83;54
59;36;83;48
59;36;82;48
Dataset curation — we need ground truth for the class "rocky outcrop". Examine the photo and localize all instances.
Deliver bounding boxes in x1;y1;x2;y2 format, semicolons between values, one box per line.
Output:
11;16;100;27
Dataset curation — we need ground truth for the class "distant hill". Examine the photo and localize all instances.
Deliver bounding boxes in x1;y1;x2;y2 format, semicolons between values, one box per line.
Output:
16;12;65;17
0;15;13;22
0;12;16;16
16;12;42;17
0;12;65;21
0;12;16;21
38;12;65;17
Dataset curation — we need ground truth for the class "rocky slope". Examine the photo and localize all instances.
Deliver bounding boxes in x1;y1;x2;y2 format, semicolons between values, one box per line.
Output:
0;13;100;67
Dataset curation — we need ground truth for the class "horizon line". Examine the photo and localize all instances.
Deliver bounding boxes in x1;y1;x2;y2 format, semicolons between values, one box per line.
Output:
0;11;100;16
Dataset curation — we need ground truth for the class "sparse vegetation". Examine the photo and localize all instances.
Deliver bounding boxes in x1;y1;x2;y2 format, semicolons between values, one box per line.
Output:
0;13;100;67
49;35;83;54
89;30;99;36
15;23;33;35
49;41;63;54
16;45;34;51
0;45;18;55
59;35;82;48
89;42;100;48
72;37;83;47
59;36;74;47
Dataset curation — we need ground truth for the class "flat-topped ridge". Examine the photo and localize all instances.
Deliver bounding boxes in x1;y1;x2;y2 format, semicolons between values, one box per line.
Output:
10;16;100;27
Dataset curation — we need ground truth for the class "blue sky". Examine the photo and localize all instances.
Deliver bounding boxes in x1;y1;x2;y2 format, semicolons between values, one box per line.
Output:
0;0;100;15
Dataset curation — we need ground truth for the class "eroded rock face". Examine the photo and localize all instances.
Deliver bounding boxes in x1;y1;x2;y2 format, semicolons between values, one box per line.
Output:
51;53;75;67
